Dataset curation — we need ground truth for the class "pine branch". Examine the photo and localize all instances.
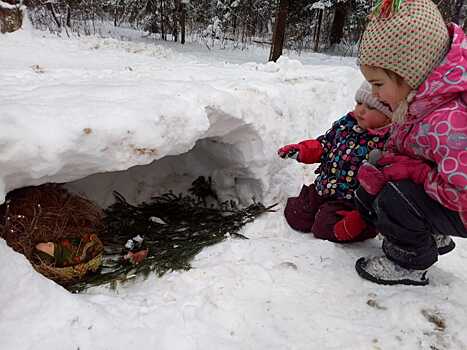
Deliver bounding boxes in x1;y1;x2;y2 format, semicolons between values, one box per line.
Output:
67;190;277;293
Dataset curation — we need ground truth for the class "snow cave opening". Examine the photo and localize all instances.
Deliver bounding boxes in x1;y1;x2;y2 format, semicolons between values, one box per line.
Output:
0;116;271;291
63;123;265;209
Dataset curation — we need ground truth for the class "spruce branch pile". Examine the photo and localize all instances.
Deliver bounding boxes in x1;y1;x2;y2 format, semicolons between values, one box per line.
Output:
69;184;276;292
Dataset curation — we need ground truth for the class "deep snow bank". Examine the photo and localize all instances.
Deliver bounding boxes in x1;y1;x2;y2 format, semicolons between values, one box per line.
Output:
2;29;467;350
0;29;361;206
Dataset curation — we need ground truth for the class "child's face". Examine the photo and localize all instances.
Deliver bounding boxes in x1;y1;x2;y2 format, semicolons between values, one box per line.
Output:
354;102;390;130
360;65;412;111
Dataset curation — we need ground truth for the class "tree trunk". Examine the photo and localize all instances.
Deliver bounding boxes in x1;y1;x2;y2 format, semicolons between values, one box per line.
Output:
330;2;348;45
180;2;186;44
0;1;23;33
251;0;257;37
232;14;237;37
66;6;71;28
160;0;165;40
313;9;323;52
46;2;61;29
269;0;289;62
173;0;179;42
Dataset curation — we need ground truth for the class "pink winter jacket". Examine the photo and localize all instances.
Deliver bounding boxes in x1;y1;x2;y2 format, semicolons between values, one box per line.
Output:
385;23;467;229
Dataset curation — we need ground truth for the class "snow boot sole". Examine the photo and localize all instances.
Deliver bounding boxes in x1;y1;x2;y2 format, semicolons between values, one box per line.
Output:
355;257;429;286
436;237;455;255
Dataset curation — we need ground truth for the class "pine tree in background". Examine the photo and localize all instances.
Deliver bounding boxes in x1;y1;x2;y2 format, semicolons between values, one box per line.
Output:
22;0;465;57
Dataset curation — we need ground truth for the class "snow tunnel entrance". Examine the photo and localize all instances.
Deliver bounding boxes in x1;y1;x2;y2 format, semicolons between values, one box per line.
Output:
0;118;274;291
64;123;265;209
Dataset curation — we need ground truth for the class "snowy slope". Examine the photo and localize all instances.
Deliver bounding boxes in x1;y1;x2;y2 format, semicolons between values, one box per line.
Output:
1;27;466;350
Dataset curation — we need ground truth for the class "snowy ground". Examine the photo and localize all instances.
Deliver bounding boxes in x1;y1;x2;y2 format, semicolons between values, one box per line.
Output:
1;24;467;350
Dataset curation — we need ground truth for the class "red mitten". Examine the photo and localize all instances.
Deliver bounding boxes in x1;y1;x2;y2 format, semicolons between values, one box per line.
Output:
278;144;301;160
298;140;324;164
277;140;323;164
378;154;432;185
357;161;389;195
334;210;367;241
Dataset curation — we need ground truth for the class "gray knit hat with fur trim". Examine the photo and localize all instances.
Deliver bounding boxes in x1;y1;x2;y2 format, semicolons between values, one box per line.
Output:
355;81;392;118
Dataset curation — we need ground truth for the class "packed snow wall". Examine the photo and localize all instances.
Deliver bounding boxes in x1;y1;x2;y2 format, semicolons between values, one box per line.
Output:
0;30;362;208
65;110;268;207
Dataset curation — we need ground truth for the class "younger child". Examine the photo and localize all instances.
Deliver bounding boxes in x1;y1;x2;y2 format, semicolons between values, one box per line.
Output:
278;81;392;242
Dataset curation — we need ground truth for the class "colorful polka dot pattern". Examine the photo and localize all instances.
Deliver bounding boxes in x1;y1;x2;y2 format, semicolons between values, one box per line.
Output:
314;113;389;201
359;0;450;89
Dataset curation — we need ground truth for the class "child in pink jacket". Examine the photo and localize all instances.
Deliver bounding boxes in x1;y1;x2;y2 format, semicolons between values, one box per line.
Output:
354;0;466;285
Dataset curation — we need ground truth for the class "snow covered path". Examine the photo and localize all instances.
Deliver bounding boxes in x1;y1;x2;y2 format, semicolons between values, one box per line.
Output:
0;29;466;350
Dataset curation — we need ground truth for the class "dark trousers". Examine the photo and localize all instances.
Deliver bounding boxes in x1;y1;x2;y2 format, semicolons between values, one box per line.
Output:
284;184;377;242
355;180;467;270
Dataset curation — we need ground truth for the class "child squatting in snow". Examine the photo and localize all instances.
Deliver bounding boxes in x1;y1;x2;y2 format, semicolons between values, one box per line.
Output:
353;0;467;286
278;80;392;243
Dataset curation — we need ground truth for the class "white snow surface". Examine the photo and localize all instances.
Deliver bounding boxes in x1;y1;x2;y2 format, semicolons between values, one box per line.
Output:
1;27;467;350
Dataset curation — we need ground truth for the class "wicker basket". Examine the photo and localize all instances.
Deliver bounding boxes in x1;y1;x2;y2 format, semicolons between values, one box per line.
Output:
33;235;104;285
0;184;104;286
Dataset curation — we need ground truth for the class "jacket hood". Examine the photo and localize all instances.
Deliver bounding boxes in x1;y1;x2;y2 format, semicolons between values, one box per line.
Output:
408;23;467;121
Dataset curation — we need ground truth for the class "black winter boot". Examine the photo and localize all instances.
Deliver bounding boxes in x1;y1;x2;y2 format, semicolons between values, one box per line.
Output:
355;256;429;286
433;234;455;255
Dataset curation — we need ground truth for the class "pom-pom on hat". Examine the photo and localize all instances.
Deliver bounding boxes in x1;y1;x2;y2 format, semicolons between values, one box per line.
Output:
359;0;450;89
355;81;393;118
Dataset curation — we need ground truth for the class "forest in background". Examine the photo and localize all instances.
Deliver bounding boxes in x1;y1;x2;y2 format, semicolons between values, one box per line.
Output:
1;0;466;58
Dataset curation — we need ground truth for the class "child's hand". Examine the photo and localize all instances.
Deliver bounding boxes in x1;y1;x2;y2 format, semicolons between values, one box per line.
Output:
357;161;388;195
277;144;300;160
277;140;323;164
334;210;367;241
378;153;432;185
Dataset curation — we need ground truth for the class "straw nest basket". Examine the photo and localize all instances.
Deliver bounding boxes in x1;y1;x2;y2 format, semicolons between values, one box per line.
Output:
33;238;104;285
0;184;104;285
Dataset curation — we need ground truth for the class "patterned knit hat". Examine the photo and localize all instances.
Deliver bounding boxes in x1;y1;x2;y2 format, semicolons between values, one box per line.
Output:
359;0;450;89
355;81;393;118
